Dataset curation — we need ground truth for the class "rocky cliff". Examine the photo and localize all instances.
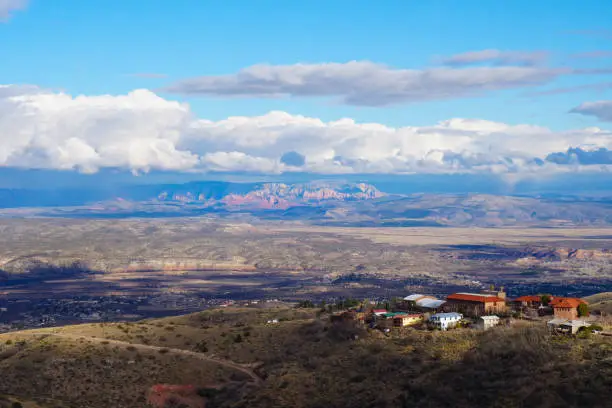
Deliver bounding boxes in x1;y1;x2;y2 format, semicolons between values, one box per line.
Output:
157;182;384;209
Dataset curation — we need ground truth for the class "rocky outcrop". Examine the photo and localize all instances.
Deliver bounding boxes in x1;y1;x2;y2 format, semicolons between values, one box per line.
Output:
555;248;612;260
157;182;384;209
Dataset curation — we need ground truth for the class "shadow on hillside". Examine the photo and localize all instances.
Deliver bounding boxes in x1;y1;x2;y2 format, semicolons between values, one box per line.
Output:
227;319;611;408
400;326;612;408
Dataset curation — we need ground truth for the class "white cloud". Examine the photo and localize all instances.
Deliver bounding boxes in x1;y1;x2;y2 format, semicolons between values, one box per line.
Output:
0;0;27;21
0;86;199;173
571;100;612;122
440;49;549;66
201;151;280;173
1;84;611;175
163;61;565;106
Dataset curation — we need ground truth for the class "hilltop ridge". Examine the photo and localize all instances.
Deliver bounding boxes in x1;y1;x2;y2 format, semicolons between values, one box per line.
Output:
0;305;610;408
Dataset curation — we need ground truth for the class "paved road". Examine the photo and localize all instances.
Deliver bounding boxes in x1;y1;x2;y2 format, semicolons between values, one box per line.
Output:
8;331;263;385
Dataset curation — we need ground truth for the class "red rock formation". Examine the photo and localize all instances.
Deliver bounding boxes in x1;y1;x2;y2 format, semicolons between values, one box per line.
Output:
147;384;206;408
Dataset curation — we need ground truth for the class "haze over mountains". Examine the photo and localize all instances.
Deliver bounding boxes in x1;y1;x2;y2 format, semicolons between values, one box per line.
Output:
0;179;610;228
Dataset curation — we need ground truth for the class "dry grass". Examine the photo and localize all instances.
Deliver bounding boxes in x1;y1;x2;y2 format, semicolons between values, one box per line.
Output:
271;225;612;246
585;292;612;315
0;332;242;408
1;306;611;408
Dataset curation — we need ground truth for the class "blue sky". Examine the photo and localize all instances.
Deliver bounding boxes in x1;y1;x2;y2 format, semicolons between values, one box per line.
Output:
2;0;611;127
1;0;612;185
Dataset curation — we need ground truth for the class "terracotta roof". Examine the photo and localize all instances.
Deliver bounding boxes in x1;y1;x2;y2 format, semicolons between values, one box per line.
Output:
372;309;387;313
550;297;586;308
447;293;505;303
514;295;542;302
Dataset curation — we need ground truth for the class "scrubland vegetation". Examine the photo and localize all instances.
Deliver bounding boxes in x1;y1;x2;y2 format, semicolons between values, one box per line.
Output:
0;306;610;407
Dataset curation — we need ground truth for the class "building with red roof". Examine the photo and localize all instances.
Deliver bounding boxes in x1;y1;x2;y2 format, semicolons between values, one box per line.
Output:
513;295;547;308
444;293;507;317
550;297;588;320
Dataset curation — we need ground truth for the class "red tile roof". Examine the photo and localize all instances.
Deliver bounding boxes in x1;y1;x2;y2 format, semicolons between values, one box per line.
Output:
447;293;505;303
550;297;586;308
514;295;543;303
372;309;387;313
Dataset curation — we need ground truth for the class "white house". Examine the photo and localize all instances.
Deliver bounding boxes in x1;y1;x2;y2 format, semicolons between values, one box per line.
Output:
547;318;589;334
476;315;500;330
428;312;463;330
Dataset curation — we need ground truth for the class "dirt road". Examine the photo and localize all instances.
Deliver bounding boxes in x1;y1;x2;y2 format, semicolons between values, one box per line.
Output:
7;331;263;385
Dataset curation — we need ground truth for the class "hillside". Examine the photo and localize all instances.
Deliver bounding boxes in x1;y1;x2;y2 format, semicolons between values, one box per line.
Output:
0;306;611;407
585;292;612;314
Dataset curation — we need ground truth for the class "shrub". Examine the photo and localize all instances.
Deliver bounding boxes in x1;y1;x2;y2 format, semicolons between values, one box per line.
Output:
296;300;315;308
194;341;208;353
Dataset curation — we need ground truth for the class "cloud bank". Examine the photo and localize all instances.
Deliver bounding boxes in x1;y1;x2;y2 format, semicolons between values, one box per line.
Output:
163;61;565;106
1;84;611;175
0;0;27;21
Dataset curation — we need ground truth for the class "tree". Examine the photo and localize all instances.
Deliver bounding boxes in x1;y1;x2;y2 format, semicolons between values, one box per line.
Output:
540;294;551;306
296;300;315;308
577;303;589;317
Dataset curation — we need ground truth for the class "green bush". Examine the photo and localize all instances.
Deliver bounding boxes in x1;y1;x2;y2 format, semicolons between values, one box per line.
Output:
577;303;589;317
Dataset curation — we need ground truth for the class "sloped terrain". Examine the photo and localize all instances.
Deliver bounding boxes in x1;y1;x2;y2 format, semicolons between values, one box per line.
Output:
0;306;610;408
585;292;612;314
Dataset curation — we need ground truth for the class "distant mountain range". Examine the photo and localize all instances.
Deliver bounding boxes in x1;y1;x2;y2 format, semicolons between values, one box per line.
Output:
1;180;612;227
156;182;384;209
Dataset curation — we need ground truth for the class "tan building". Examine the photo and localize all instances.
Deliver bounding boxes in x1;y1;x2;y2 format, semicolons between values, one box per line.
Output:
481;286;506;300
444;293;507;317
550;298;588;320
393;314;423;327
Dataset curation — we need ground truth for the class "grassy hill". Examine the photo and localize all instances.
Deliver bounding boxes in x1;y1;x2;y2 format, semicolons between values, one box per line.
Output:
585;292;612;315
0;306;611;408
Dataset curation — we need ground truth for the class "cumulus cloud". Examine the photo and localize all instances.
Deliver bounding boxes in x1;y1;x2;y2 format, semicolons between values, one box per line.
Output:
546;146;612;165
441;49;549;66
1;84;612;175
0;85;198;173
163;61;565;106
571;100;612;122
280;151;306;167
0;0;27;21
